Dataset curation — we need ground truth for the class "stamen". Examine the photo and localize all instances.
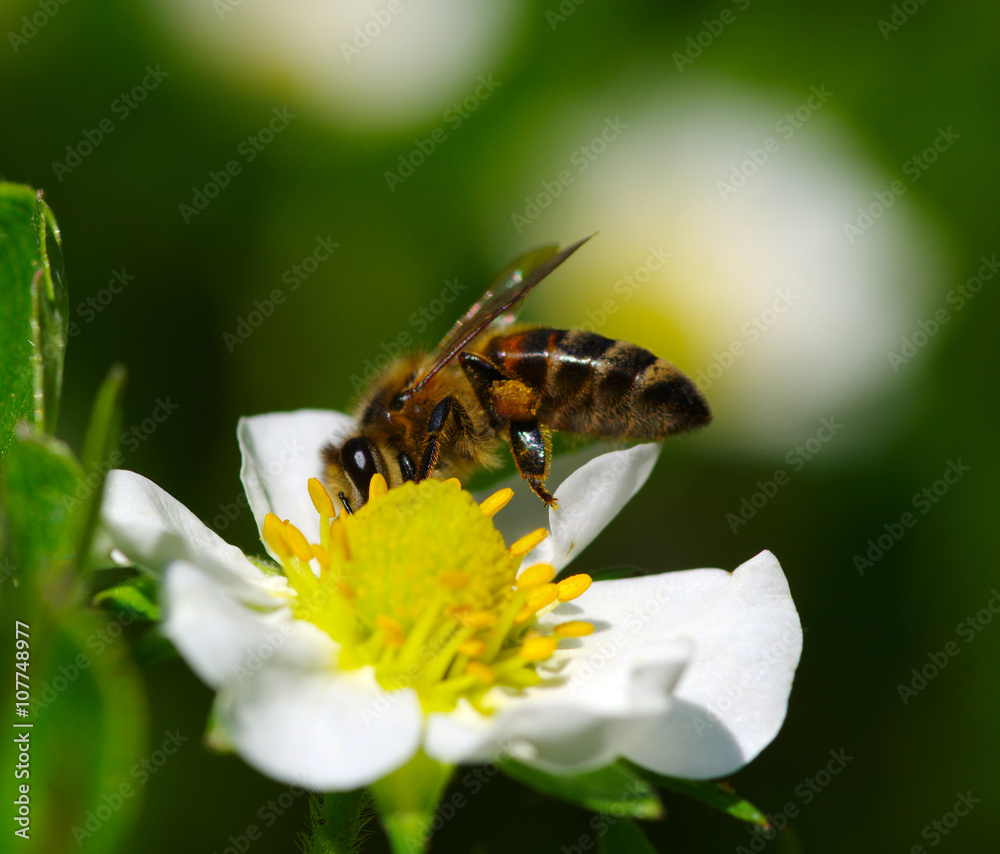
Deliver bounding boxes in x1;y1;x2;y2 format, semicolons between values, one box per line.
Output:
526;583;559;612
466;661;496;683
479;488;514;518
283;521;315;564
308;477;337;520
369;473;388;501
554;621;594;638
519;636;559;662
557;574;592;601
458;639;487;657
516;563;556;589
262;513;292;562
509;528;548;559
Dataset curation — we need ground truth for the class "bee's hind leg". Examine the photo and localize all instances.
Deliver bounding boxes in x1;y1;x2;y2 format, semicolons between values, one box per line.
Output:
509;420;557;507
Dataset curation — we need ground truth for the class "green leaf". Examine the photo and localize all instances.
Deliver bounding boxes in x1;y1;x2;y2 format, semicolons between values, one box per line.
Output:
503;760;663;819
76;364;127;563
597;817;658;854
0;425;84;598
0;183;68;458
634;766;770;827
93;574;160;621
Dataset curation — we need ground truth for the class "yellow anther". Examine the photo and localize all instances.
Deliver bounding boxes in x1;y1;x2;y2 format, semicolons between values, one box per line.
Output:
308;477;337;520
438;571;469;591
458;639;487;657
369;473;388;501
557;574;592;602
513;605;534;625
442;477;462;490
283;521;314;563
262;513;292;562
520;636;559;662
376;615;405;646
527;583;559;612
554;621;594;638
466;661;496;684
480;488;514;519
455;609;499;629
509;527;548;559
311;544;331;573
516;563;556;589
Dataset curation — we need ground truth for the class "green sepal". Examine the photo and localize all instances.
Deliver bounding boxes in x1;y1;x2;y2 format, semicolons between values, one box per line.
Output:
93;574;160;621
597;816;658;853
632;764;770;827
0;183;68;459
369;751;454;854
502;759;663;819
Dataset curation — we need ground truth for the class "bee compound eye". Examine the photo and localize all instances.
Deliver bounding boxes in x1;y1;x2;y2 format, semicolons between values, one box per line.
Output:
340;437;383;503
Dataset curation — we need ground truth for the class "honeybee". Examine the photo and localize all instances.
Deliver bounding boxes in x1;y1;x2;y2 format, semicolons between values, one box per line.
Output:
323;236;711;513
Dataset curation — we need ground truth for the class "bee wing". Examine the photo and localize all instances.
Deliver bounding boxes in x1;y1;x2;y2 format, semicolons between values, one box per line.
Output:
406;234;593;393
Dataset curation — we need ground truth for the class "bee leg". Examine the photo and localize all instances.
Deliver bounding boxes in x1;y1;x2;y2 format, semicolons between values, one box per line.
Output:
417;396;475;480
509;420;557;507
460;352;541;425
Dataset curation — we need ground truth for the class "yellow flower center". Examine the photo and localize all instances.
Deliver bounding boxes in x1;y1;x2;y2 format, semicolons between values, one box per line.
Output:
261;476;593;713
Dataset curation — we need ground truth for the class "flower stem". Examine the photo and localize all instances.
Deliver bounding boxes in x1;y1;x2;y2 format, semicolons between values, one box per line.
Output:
369;751;454;854
302;789;373;854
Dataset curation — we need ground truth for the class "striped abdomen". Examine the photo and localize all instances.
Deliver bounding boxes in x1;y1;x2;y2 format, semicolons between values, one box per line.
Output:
484;328;711;439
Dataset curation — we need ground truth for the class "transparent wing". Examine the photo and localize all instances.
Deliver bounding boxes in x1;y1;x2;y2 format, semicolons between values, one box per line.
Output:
404;234;593;394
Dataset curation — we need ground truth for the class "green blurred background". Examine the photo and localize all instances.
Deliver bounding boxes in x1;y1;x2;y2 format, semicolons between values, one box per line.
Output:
2;0;998;851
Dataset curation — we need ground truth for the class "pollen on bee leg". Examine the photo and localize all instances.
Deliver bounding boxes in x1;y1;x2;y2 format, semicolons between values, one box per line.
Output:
508;528;547;560
480;487;514;519
262;513;293;563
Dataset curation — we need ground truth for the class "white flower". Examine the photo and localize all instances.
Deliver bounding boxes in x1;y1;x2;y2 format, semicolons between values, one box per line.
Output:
94;409;801;790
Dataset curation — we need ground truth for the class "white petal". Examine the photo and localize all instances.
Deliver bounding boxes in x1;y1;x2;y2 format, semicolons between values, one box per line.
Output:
238;410;355;549
219;660;423;791
425;550;800;779
533;442;661;570
618;550;802;778
92;469;281;590
161;560;313;689
485;443;661;570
